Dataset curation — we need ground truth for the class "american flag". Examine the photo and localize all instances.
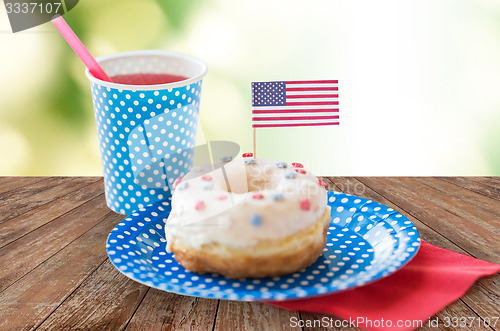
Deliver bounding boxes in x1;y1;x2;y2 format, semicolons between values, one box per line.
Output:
251;80;339;128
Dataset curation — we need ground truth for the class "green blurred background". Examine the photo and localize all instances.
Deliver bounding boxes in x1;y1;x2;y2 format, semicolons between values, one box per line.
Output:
1;0;499;176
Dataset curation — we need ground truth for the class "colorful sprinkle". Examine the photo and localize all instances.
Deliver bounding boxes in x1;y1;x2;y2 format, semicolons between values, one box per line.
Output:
271;193;284;201
244;158;257;164
294;168;307;174
194;200;205;211
300;198;311;211
216;194;228;200
177;182;189;190
201;175;212;181
318;178;328;187
172;176;183;189
275;162;288;168
292;162;304;168
220;155;233;162
284;172;297;179
252;193;264;199
249;213;262;227
203;183;214;190
242;153;253;157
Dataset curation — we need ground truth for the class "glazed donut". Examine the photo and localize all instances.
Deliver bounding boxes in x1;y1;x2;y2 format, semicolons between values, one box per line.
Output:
165;157;331;278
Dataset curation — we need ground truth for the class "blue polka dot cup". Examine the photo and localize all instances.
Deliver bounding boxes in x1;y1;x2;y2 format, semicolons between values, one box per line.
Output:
86;50;207;215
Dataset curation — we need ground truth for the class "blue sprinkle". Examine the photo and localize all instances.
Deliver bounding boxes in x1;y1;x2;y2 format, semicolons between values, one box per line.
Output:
249;213;262;227
275;162;288;168
284;172;297;179
177;182;189;190
244;158;257;164
220;155;233;162
271;193;284;201
202;183;214;190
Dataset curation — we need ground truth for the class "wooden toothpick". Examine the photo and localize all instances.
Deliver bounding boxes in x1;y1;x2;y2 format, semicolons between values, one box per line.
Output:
253;128;256;158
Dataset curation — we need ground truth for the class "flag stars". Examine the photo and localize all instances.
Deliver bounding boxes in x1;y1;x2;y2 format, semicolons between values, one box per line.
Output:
251;81;285;106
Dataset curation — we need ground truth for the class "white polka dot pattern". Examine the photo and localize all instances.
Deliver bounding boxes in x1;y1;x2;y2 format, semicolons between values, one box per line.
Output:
90;80;202;215
106;191;421;301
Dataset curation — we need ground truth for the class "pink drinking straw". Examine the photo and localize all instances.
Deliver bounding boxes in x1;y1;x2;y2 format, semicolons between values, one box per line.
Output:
51;15;112;82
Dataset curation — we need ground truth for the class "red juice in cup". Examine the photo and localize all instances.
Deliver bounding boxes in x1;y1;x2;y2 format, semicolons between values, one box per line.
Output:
110;73;188;85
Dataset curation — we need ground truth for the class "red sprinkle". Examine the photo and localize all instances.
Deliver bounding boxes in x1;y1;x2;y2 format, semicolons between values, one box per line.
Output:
252;193;264;199
318;178;328;187
292;162;304;168
300;198;311;211
194;200;205;210
294;168;307;174
216;194;228;200
172;176;183;189
201;175;212;181
242;153;254;158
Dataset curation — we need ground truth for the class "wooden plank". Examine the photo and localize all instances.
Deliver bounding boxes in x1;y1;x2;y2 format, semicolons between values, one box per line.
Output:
484;177;500;184
467;177;500;188
0;177;101;224
0;211;121;331
420;300;494;331
126;289;218;331
461;276;500;326
386;178;499;235
319;176;340;192
327;177;366;196
300;311;364;331
0;177;25;187
214;300;300;331
354;177;500;263
0;177;16;184
414;177;500;217
37;260;149;331
0;180;104;248
327;177;500;323
0;177;70;205
0;194;110;292
439;177;500;202
0;177;48;195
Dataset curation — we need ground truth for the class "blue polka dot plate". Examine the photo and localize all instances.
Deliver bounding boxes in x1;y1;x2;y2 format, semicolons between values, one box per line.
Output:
106;191;420;301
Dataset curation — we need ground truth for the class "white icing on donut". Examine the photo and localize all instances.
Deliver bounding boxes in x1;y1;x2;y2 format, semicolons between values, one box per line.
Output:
165;158;328;251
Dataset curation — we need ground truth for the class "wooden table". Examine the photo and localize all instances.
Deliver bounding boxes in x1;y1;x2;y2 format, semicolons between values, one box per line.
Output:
0;177;498;330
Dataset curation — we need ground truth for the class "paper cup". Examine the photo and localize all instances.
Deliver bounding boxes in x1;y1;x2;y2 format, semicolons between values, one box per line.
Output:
86;50;207;214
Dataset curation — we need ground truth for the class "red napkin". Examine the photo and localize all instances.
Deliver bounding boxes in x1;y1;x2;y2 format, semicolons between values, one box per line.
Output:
267;242;500;331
